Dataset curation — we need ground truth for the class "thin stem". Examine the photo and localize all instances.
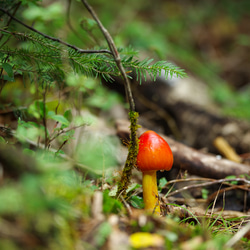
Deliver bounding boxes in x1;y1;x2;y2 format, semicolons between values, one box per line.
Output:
81;0;135;112
0;54;10;95
66;0;85;42
0;1;21;43
42;85;48;149
165;177;250;198
0;7;112;55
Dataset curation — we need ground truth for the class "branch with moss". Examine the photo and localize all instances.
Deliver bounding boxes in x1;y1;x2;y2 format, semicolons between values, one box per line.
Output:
81;0;139;199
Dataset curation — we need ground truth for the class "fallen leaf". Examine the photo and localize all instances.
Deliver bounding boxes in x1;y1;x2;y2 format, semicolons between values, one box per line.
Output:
129;232;164;248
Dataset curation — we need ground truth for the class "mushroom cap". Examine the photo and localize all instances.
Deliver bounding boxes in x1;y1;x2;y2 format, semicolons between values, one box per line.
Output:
137;130;173;172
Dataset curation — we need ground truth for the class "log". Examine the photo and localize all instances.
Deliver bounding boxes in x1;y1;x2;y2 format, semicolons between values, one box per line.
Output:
162;134;250;179
116;121;250;179
105;76;250;154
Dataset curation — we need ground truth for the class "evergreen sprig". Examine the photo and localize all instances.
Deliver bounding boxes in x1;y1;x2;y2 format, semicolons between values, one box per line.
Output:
0;30;186;84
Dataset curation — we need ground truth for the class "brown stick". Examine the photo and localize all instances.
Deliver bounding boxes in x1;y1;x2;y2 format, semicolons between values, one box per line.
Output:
0;8;112;55
161;133;250;179
81;0;135;112
116;122;250;179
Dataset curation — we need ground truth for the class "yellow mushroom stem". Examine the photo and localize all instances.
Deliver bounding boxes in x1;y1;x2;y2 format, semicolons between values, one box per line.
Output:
142;170;161;215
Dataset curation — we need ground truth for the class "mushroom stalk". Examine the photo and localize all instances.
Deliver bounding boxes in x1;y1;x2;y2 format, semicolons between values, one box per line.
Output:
142;170;161;214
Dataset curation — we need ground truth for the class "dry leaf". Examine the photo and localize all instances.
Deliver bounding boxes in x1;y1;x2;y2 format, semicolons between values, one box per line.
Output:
129;232;164;248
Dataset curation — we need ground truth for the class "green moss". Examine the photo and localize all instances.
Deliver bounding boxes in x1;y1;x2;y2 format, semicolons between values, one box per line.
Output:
116;111;140;199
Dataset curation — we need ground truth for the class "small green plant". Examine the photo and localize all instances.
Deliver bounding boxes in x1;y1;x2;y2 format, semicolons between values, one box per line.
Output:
202;188;209;199
0;1;185;191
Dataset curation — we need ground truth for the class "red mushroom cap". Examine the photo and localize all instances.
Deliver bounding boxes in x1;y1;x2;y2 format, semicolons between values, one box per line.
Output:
137;130;173;172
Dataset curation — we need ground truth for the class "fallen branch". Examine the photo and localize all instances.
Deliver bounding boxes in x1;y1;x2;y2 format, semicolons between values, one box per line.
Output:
165;178;250;198
163;134;250;179
116;121;250;179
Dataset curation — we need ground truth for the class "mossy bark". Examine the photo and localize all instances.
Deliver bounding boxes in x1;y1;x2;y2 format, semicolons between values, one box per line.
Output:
116;111;140;199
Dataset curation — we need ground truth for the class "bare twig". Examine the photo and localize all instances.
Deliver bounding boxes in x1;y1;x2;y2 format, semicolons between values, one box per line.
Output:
42;85;48;148
164;177;250;187
120;195;133;217
81;0;135;112
165;177;250;198
0;2;21;44
0;54;10;95
133;87;181;139
225;221;250;248
66;0;85;42
209;184;223;219
55;140;68;154
0;7;112;55
48;124;84;145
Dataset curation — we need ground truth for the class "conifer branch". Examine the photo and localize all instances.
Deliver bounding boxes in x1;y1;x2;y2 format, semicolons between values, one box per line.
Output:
0;7;112;55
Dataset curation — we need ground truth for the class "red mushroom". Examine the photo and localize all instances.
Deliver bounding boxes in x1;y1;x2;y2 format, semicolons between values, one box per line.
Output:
137;130;173;214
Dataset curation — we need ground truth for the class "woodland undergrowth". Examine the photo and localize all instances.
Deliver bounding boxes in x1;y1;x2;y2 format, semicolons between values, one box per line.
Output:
0;1;249;250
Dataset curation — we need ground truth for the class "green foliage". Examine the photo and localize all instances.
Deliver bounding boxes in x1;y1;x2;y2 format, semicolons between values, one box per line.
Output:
16;119;45;143
158;177;168;192
212;84;250;119
0;34;185;85
0;151;96;249
1;62;14;81
103;190;123;214
130;195;144;209
94;0;250;120
0;0;186;87
74;131;121;176
94;221;112;247
201;188;209;199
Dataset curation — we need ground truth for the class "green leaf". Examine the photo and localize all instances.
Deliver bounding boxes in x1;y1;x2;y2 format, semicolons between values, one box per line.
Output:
3;75;14;82
48;112;70;126
159;177;168;190
94;222;112;247
2;63;13;78
130;195;144;209
0;136;6;143
201;188;209;199
38;101;47;118
1;62;14;81
103;190;123;214
64;110;73;122
126;183;141;194
225;175;238;185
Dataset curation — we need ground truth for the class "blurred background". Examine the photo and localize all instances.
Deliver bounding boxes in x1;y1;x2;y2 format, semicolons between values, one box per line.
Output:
1;0;250;155
17;0;250;119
